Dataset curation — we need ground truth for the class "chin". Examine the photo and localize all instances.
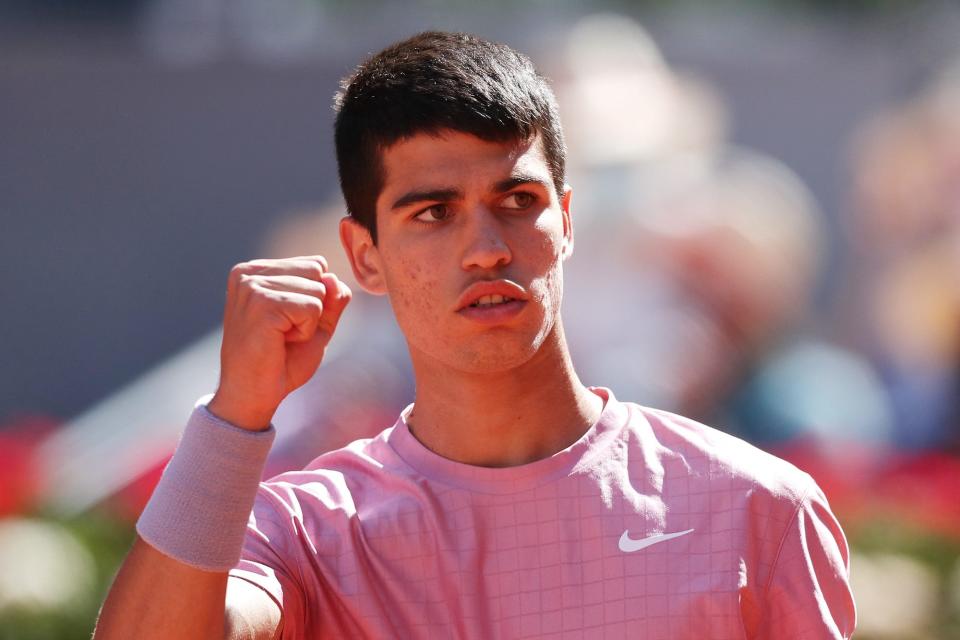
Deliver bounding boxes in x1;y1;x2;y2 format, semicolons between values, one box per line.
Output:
439;322;559;375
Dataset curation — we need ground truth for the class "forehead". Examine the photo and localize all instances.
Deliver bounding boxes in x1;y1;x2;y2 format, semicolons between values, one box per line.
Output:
376;131;550;203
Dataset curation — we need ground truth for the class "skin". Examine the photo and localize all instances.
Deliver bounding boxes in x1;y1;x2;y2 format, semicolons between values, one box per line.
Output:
340;130;602;466
94;129;601;639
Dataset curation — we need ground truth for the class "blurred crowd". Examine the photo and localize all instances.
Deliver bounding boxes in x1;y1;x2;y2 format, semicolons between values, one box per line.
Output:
2;11;960;640
253;18;960;636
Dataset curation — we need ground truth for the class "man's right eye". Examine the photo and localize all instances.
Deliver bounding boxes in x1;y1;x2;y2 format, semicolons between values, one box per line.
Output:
413;204;451;223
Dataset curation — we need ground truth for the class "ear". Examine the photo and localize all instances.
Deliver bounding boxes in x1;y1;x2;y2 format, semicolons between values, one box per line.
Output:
560;184;574;260
339;216;388;296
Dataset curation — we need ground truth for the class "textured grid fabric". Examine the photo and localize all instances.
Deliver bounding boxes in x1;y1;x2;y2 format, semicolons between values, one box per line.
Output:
230;388;855;639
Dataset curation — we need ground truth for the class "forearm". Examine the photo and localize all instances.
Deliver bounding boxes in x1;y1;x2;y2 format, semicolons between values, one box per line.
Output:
94;537;228;640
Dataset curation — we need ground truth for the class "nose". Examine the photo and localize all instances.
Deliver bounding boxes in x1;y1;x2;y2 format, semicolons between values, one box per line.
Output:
460;207;512;271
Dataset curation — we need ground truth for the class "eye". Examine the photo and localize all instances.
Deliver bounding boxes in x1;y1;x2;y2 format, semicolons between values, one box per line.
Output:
500;192;536;210
413;204;451;224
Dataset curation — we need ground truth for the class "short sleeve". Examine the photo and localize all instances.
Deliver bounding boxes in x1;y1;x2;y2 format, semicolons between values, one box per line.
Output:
755;476;857;639
229;484;308;639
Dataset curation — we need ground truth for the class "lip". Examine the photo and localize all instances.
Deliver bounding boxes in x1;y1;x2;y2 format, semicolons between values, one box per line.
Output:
454;280;530;312
457;298;528;324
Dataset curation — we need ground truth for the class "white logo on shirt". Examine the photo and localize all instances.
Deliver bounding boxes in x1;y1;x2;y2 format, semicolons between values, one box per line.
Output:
618;528;695;553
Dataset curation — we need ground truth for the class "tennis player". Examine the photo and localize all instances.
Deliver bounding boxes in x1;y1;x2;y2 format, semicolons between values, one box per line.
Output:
94;31;856;639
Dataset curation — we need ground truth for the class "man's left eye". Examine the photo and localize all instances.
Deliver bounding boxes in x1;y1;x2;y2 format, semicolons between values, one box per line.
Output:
501;192;535;209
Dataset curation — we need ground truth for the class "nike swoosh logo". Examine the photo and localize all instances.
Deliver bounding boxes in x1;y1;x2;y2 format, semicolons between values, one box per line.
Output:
618;528;695;553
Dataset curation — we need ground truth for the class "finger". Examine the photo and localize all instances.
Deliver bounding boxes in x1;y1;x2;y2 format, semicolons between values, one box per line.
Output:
234;257;328;281
247;255;328;271
285;255;328;271
250;288;323;343
248;274;327;300
316;273;352;338
286;275;350;364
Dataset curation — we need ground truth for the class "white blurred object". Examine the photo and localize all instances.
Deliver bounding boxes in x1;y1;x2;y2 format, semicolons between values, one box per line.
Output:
566;13;665;77
35;330;223;515
35;201;366;516
561;14;727;167
632;147;825;347
35;315;358;515
849;551;938;638
0;518;96;613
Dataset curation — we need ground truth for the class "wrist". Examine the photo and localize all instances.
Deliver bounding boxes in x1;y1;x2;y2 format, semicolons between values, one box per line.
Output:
136;400;275;571
207;392;276;432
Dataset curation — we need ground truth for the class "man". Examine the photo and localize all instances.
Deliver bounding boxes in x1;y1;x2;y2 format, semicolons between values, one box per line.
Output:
94;31;856;639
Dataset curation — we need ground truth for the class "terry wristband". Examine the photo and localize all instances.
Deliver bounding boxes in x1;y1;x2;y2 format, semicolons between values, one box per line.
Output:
136;395;276;572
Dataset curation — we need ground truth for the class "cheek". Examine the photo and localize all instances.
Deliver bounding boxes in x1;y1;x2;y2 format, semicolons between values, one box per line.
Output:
533;211;566;258
527;221;566;304
383;253;442;317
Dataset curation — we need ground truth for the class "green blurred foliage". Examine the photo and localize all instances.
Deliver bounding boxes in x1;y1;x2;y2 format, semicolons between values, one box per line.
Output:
0;512;134;640
848;517;960;640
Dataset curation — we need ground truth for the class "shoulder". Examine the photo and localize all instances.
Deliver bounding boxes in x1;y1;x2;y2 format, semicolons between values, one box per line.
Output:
248;425;422;528
622;401;816;504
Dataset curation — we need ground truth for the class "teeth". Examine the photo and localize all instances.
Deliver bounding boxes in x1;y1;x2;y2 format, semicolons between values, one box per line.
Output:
471;294;514;308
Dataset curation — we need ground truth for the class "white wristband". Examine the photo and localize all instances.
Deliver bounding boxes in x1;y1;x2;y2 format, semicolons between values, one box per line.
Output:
136;395;276;572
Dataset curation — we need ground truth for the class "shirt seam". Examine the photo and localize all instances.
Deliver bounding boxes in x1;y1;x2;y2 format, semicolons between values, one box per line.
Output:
762;473;815;596
385;416;626;496
239;483;312;605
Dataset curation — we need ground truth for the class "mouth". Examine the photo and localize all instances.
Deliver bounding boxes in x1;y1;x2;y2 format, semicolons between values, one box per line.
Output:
468;294;518;308
455;280;530;312
455;280;530;324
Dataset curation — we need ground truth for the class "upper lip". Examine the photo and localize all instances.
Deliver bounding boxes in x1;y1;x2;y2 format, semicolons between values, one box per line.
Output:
455;280;529;311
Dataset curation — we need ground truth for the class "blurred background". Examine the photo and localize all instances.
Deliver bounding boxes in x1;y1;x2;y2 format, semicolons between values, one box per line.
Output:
2;0;960;637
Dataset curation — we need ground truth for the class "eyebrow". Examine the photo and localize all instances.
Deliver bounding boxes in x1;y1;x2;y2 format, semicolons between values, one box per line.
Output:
493;173;552;194
390;172;553;211
391;188;463;211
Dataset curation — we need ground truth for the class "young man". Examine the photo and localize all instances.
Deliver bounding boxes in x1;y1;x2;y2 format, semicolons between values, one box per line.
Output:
94;31;856;639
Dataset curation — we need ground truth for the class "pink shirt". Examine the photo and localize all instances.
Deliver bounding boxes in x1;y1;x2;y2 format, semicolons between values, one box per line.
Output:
230;388;855;638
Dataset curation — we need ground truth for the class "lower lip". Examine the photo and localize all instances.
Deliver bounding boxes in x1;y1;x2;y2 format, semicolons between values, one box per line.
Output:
457;300;528;324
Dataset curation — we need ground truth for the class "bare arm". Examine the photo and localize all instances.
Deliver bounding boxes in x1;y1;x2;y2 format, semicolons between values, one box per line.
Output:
93;538;280;640
93;256;351;640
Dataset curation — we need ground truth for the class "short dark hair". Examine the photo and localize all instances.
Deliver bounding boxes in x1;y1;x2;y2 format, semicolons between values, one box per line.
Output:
333;31;566;243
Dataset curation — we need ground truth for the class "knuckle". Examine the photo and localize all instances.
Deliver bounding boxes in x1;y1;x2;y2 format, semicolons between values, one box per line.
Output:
228;262;254;285
300;295;323;313
236;273;258;291
250;285;278;305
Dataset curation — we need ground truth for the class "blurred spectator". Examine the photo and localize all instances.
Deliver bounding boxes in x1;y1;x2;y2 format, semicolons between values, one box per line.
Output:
837;55;960;451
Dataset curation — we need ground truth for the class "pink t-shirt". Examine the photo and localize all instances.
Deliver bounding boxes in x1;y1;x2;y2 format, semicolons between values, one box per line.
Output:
230;388;856;639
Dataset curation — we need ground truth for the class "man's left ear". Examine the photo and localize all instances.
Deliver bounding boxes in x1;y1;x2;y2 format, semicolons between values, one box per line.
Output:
560;184;574;260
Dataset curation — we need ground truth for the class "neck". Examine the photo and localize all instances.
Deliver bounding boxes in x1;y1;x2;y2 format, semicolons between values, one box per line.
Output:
406;322;603;467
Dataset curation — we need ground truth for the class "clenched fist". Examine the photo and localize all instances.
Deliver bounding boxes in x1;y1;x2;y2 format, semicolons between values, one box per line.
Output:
207;256;352;431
